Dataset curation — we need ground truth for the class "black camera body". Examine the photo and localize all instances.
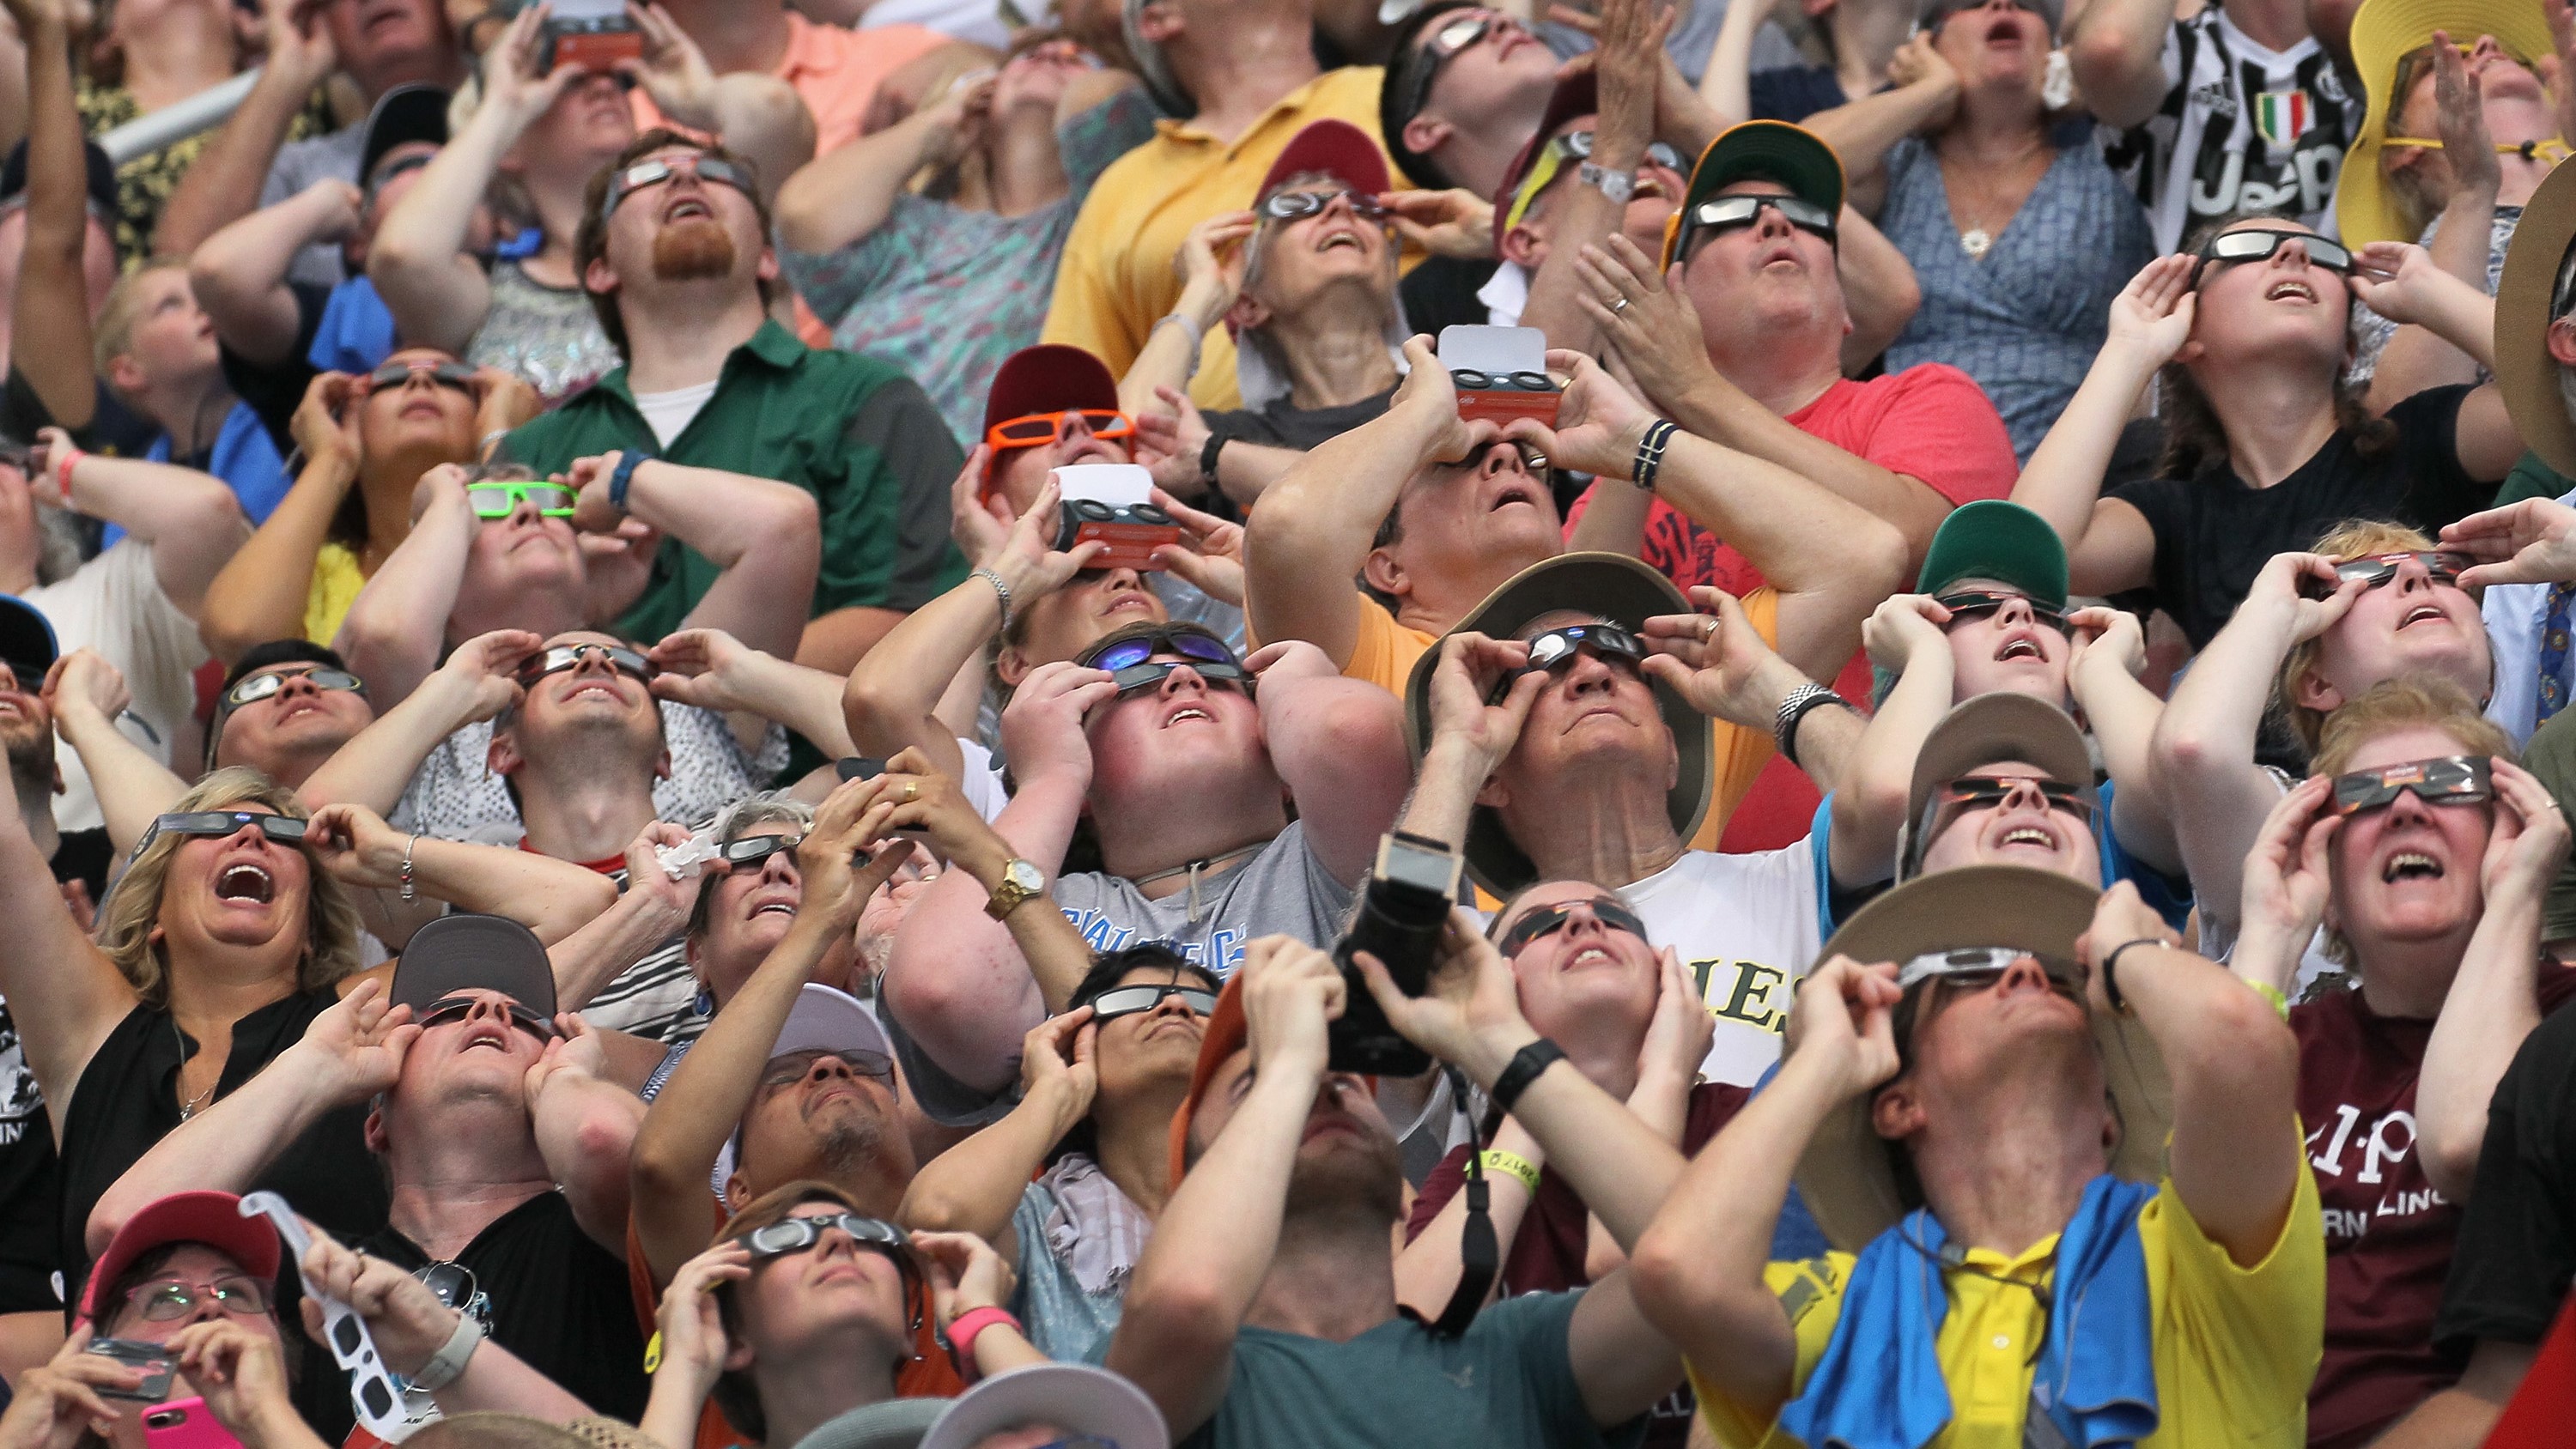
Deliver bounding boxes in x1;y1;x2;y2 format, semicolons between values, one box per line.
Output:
1327;831;1464;1075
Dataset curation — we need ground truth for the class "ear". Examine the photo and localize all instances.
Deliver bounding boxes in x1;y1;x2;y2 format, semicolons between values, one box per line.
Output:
583;254;621;300
1362;545;1409;603
106;355;146;396
2548;316;2576;368
756;243;780;286
723;1337;756;1375
1474;771;1511;810
1400;114;1454;157
994;645;1032;688
1224;291;1272;335
1870;1077;1923;1143
1499;223;1545;270
1663;731;1680;792
487;729;525;780
361;1105;388;1155
2293;666;2345;716
654;747;673;783
1135;0;1182;43
2172;334;2204;366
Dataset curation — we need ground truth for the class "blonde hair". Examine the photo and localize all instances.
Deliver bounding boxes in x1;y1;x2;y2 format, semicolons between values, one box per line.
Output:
2276;519;2441;755
2308;676;2513;967
95;769;362;1008
91;262;188;391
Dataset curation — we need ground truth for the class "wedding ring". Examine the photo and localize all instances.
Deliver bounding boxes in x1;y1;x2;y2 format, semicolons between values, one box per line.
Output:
1702;617;1716;641
901;781;920;803
1611;297;1631;314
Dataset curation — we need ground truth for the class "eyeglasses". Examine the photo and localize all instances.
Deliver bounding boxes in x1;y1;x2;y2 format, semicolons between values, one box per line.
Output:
1084;983;1218;1022
1498;623;1647;699
2299;550;2469;598
2330;754;2493;816
416;995;562;1042
222;666;368;709
1551;130;1684;175
1257;188;1391;224
2191;228;2354;287
413;1263;491;1329
1078;627;1239;674
151;809;310;845
600;152;755;221
737;1210;911;1264
1674;192;1838;263
364;360;478;395
984;408;1136;452
517;642;655;686
1934;590;2075;638
122;1276;273;1323
719;832;804;868
1395;8;1504;123
759;1047;897;1093
1494;894;1649;959
466;482;577;519
1894;944;2081;994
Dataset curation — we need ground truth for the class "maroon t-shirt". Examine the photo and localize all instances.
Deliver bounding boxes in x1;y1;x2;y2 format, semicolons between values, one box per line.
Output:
2293;961;2576;1449
1406;1082;1749;1449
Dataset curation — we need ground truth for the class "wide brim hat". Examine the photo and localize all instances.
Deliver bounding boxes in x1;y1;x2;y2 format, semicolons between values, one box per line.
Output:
390;913;558;1019
1402;552;1710;898
2337;0;2556;247
1660;121;1845;271
920;1364;1170;1449
787;1400;948;1449
1899;693;2095;877
1793;866;2172;1251
2496;152;2576;476
1914;500;2069;608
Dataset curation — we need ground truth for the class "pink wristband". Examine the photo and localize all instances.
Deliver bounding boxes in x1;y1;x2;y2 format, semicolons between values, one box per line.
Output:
48;446;82;505
945;1306;1021;1381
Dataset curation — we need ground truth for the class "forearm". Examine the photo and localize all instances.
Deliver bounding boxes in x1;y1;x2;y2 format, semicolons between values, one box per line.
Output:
1396;739;1492;854
332;502;473;709
155;68;313;265
201;458;356;660
1831;648;1955;882
697;75;817;205
1655;431;1888;595
52;706;187;853
1211;440;1302;511
704;653;854;756
1392;1118;1545;1317
638;1371;711;1449
794;605;905;677
2072;657;2179;873
409;837;619;943
632;466;822;665
1243;408;1444;661
1565;476;1648;557
2149;603;2295;929
531;1071;644;1240
1519;184;1629;355
87;1052;338;1255
1803;82;1958;194
1117;284;1227;416
548;887;692;1013
295;671;485;816
367;115;508;355
1673;384;1945;555
773;111;945;253
841;578;998;774
425;1337;594;1420
2397;277;2499;373
896;1081;1082;1240
2417;889;2544;1200
2014;344;2157;549
14;12;94;429
2113;939;2301;1257
2065;0;2178;129
1696;0;1766;122
1461;1039;1685;1250
1002;882;1100;1015
1120;1071;1306;1333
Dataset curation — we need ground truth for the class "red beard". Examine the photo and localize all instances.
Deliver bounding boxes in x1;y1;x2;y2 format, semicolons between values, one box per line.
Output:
652;218;738;282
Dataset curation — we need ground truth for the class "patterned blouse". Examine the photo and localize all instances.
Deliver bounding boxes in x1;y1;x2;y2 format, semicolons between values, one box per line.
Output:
465;257;623;405
1877;132;2158;463
77;78;333;266
781;88;1157;449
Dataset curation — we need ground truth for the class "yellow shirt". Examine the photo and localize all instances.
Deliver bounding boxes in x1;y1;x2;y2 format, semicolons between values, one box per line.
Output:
303;543;365;648
1039;67;1390;413
1337;586;1781;852
1696;1167;2325;1449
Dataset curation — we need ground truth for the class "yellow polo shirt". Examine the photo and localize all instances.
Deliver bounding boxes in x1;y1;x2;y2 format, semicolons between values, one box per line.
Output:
1695;1167;2324;1449
1039;67;1390;413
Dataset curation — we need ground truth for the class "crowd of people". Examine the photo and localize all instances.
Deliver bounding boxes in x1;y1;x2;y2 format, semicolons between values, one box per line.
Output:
0;0;2574;1443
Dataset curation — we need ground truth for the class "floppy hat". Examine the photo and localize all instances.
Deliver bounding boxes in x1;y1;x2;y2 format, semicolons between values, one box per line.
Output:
81;1191;285;1325
1792;866;2172;1251
2495;155;2576;476
920;1363;1170;1449
1899;693;2095;879
2337;0;2556;247
786;1400;949;1449
391;913;559;1020
1914;500;2069;608
1660;120;1845;270
1166;973;1249;1185
714;985;896;1190
1402;552;1710;897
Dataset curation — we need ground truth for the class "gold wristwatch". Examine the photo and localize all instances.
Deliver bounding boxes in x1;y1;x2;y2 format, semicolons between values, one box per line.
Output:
984;858;1045;919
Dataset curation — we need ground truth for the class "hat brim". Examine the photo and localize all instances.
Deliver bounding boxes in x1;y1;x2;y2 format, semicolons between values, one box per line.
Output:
1901;693;2096;860
2498;157;2576;477
1663;121;1846;271
714;987;897;1189
982;344;1122;440
1914;500;2069;607
2337;0;2558;248
1402;553;1710;898
1793;867;2171;1251
0;595;59;676
1259;118;1393;203
919;1364;1170;1449
81;1192;285;1324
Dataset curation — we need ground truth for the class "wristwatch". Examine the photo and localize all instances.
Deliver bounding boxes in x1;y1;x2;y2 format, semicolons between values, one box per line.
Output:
985;858;1045;920
1578;161;1637;205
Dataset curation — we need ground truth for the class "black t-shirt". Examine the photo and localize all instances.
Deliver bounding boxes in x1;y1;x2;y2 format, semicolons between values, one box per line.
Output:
1748;65;1850;122
0;370;159;459
1202;385;1396;452
219;282;331;460
2105;385;2489;647
360;1192;649;1420
2438;997;2576;1353
0;997;58;1315
1398;256;1500;338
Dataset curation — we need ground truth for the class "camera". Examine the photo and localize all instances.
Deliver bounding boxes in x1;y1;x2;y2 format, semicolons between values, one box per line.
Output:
1327;831;1465;1075
542;0;641;73
1439;324;1560;429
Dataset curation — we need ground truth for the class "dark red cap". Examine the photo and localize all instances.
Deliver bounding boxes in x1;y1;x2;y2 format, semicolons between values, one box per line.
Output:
1492;71;1598;252
982;344;1121;440
1255;119;1392;205
81;1192;285;1325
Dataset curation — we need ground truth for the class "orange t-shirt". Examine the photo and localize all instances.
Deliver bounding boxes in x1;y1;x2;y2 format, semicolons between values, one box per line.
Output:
633;14;950;158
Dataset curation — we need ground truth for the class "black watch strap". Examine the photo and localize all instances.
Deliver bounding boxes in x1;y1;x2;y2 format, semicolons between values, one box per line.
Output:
1199;427;1229;484
1490;1038;1567;1114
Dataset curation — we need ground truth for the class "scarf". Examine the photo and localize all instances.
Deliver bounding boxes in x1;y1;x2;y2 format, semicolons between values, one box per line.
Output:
1036;1153;1152;1295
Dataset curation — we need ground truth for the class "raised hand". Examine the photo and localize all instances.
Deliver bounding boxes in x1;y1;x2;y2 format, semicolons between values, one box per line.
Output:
1018;1006;1099;1118
2482;757;2573;906
1785;956;1902;1100
1640;587;1793;732
1423;631;1543;771
646;627;762;714
164;1319;298;1445
1638;945;1715;1084
996;660;1116;791
2348;241;2458;326
289;372;365;475
1148;488;1244;605
0;1329;135;1449
1861;592;1953;674
2242;550;2361;642
1388;336;1497;466
39;647;130;727
1236;935;1344;1088
1506;349;1652;481
1353;912;1537;1082
2429;33;2503;202
2237;773;2341;955
1172;209;1256;297
914;1229;1020;1325
298;1222;460;1377
2066;605;2148;680
1132;385;1216;499
1379;189;1493;259
2442;498;2576;588
2103;254;2198;368
281;977;419;1103
2073;880;2178;1019
649;1238;750;1401
480;3;584;130
432;628;541;722
301;802;411;890
1576;234;1719;411
526;1012;612;1102
793;772;913;935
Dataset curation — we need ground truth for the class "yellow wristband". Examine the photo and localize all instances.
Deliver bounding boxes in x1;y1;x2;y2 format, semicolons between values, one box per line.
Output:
1479;1149;1541;1194
2247;979;2289;1020
642;1331;661;1373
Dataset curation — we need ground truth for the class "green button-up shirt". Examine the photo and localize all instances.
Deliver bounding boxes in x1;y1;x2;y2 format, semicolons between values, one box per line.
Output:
501;320;966;640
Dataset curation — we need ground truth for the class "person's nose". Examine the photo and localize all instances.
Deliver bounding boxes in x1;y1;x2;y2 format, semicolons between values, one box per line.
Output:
2392;556;2439;593
761;847;801;888
569;647;616;677
1478;443;1517;478
1099;567;1147;594
1147;988;1194;1020
275;671;320;701
509;495;541;527
0;663;24;693
1157;664;1210;697
1561;648;1617;694
808;1054;859;1086
2275;238;2314;271
1995;955;2055;995
1753;202;1794;240
2384;788;2437;827
1996;777;2056;813
1055;410;1096;444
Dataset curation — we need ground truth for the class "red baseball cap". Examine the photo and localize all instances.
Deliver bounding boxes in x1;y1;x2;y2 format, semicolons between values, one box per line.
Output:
983;345;1121;441
1492;72;1598;251
1255;118;1391;205
81;1191;285;1325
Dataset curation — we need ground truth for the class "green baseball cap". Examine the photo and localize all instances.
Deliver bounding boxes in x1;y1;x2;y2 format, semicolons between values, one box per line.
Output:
1660;120;1846;270
1916;500;2069;611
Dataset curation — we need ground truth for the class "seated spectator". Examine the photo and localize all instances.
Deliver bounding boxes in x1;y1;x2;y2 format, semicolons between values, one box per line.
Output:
205;644;376;790
2230;677;2573;1446
372;4;817;405
197;349;528;661
2021;230;2519;651
500;129;963;672
642;0;949;158
156;0;465;288
775;36;1150;448
1108;929;1689;1446
1040;0;1389;412
879;624;1407;1111
1395;884;1726;1449
90;915;655;1421
898;946;1216;1361
1631;870;2321;1449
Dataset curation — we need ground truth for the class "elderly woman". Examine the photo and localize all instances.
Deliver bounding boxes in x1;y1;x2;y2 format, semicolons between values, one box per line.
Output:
1819;0;2154;460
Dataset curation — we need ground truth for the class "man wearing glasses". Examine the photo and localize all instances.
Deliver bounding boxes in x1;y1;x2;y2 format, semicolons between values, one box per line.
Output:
501;132;964;676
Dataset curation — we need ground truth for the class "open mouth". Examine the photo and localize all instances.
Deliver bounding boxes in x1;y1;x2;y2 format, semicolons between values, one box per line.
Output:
1983;16;2025;43
1316;229;1368;253
2264;279;2318;303
751;900;798;919
1998;824;2061;852
1488;479;1540;512
1163;705;1215;727
461;1026;512;1052
565;679;626;704
2383;850;2445;882
662;196;715;224
1995;635;2045;663
215;863;275;904
1563;943;1619;970
1062;439;1121;466
2398;604;2447;631
1102;592;1156;616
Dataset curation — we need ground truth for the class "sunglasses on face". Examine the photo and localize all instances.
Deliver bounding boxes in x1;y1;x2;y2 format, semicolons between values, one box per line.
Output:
365;360;478;395
1925;774;2096;840
223;666;368;709
1259;188;1391;224
1894;944;2081;995
1085;983;1218;1022
416;995;562;1042
984;408;1137;452
1494;894;1649;959
2299;550;2469;598
414;1262;491;1328
517;642;655;687
737;1210;912;1264
1105;658;1254;698
2191;228;2354;286
466;482;577;519
1081;627;1242;675
1397;9;1504;121
2329;755;2494;816
600;153;756;221
1493;623;1646;702
759;1047;897;1094
123;1276;273;1323
1546;130;1685;176
154;809;309;845
1677;192;1838;262
1935;590;2075;638
720;833;804;869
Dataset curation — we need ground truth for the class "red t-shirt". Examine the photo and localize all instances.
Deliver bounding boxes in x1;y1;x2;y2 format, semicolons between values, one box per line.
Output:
2293;962;2576;1449
1404;1082;1748;1449
1567;366;2019;852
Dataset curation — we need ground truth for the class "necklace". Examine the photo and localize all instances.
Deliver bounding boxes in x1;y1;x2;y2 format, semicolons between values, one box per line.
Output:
1940;138;2052;262
172;1017;214;1123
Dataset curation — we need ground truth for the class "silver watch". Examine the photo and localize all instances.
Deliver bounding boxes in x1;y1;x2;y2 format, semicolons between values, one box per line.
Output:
1578;161;1637;205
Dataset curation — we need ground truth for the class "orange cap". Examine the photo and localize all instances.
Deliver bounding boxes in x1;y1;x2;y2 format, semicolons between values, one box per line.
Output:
1167;973;1252;1185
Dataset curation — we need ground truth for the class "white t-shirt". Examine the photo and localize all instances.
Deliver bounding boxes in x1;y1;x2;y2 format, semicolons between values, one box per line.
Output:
1477;261;1532;328
631;380;720;448
1620;842;1821;1087
26;543;207;833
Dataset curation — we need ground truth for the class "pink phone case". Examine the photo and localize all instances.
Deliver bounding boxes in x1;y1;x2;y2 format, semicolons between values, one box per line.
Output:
143;1398;241;1449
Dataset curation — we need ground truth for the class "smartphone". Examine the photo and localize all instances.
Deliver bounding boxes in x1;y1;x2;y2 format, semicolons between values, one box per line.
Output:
143;1399;240;1449
234;1194;413;1441
543;0;641;72
1438;324;1560;429
86;1339;177;1404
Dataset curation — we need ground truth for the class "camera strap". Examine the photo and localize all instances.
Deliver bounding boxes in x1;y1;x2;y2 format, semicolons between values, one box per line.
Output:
1431;1065;1498;1338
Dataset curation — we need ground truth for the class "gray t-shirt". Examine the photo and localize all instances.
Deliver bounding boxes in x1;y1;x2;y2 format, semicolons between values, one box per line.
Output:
1050;820;1353;978
261;124;367;289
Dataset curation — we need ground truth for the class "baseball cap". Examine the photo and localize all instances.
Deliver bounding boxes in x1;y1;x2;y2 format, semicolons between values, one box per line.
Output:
1402;553;1710;897
0;595;58;683
983;344;1121;440
1256;118;1394;206
1915;500;2069;608
1660;121;1846;270
391;913;560;1020
786;1400;948;1449
81;1191;286;1325
1792;866;2171;1250
1899;694;2095;878
920;1364;1170;1449
714;985;897;1190
360;85;452;192
1167;973;1250;1185
0;136;118;225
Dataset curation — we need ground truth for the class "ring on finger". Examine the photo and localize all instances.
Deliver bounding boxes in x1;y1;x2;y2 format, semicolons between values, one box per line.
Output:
901;780;920;803
1611;297;1631;314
